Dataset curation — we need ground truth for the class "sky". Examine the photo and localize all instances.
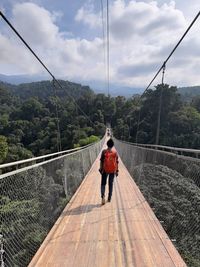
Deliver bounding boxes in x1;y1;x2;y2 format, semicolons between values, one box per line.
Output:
0;0;200;91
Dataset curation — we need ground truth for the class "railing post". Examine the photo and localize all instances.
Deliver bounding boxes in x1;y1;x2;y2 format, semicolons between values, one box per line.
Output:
156;63;166;146
0;234;5;267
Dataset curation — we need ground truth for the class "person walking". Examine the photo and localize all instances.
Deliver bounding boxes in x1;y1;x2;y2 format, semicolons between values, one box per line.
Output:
99;138;119;205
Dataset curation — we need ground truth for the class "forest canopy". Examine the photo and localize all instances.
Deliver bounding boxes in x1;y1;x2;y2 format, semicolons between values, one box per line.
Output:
0;80;200;164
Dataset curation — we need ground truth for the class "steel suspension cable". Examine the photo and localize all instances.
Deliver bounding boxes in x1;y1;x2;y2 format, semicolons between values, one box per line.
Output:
136;63;166;144
0;10;94;127
143;10;200;95
0;11;55;79
100;0;107;93
135;102;141;144
52;79;62;151
106;0;110;96
155;64;166;145
136;11;200;144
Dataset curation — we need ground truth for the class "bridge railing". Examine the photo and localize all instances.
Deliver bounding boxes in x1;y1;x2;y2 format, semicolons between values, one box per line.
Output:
0;137;105;267
120;140;200;158
0;142;99;175
114;138;200;267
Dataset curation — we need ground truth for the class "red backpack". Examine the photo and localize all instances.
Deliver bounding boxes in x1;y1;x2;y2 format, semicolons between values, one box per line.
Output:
103;149;117;173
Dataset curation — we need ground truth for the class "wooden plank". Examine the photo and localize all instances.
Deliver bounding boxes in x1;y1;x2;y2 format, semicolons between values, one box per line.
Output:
29;148;187;267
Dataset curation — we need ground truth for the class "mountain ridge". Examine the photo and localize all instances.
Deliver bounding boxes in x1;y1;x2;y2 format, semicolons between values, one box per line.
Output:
0;73;142;97
1;73;200;99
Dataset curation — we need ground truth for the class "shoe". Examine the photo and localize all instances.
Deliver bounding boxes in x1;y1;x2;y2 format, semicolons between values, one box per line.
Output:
108;197;111;202
102;196;105;205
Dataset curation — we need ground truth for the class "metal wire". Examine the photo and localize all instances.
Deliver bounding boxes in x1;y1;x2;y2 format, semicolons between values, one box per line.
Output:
100;0;107;94
114;138;200;266
106;0;110;96
155;64;166;145
0;11;95;127
0;138;104;266
143;10;200;94
52;79;62;152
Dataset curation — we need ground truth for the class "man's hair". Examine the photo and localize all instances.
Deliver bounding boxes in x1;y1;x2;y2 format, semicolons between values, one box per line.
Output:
107;138;114;148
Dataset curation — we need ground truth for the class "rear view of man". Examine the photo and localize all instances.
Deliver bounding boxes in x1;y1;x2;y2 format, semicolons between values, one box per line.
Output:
99;139;119;205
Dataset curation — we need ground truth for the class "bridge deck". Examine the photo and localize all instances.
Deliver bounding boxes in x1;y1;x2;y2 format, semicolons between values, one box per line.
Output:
29;150;186;267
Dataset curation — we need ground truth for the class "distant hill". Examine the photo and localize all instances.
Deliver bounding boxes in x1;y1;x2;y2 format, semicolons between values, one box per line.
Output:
0;80;94;101
1;73;200;99
0;73;143;97
82;80;143;97
178;86;200;102
0;73;48;85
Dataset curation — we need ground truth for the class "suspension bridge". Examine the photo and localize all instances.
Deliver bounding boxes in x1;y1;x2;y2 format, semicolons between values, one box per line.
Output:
28;137;186;267
1;134;200;266
0;4;200;267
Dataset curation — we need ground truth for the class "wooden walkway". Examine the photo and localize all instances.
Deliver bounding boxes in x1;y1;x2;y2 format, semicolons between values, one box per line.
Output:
29;147;186;267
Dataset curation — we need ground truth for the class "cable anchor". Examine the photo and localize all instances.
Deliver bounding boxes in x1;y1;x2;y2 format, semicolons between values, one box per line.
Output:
161;62;166;85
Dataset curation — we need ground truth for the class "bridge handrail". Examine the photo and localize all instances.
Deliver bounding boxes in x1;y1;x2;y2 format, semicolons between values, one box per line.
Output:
0;136;106;181
116;139;200;157
0;142;95;170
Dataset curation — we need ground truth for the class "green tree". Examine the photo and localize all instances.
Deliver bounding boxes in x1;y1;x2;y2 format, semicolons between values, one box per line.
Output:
191;96;200;112
0;135;8;163
168;106;200;148
20;98;44;120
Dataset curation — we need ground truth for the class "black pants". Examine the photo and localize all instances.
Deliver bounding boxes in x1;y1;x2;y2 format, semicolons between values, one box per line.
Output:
101;172;115;200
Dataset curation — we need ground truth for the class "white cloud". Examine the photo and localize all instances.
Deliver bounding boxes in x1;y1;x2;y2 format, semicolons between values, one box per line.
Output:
106;0;200;87
0;2;104;79
0;0;200;89
0;31;44;74
12;3;59;47
110;1;186;42
75;3;101;28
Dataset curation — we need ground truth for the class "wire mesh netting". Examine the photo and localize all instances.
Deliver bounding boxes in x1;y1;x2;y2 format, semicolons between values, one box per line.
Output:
0;139;104;267
114;139;200;267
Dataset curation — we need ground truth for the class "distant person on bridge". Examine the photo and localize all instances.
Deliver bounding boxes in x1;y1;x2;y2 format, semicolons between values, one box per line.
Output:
99;138;119;205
